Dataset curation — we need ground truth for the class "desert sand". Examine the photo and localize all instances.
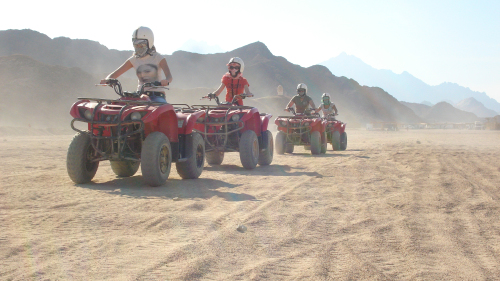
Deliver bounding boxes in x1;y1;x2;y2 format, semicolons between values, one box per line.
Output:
1;129;499;280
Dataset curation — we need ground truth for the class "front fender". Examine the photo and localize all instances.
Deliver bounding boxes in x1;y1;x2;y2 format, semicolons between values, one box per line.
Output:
184;111;206;134
260;114;273;131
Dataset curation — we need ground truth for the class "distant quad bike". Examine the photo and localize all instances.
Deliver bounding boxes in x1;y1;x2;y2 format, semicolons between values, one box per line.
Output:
275;108;327;155
67;79;205;187
322;113;347;151
190;94;273;169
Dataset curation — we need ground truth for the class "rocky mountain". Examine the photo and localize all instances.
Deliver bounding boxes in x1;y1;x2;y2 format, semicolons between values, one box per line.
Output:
0;29;425;127
454;97;497;118
0;29;132;78
320;53;500;114
401;101;479;123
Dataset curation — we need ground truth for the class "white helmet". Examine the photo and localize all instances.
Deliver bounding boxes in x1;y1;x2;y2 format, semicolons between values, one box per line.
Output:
322;93;331;105
227;57;245;72
297;83;307;96
132;26;154;48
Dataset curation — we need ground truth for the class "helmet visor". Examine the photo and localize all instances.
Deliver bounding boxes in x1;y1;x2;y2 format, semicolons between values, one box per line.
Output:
298;89;306;95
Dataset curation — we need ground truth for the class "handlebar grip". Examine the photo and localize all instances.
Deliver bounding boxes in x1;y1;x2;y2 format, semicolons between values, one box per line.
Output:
153;81;161;86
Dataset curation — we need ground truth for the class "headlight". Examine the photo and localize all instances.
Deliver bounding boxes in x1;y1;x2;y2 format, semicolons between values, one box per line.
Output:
231;114;240;122
303;122;310;126
130;112;142;120
84;110;92;120
280;121;287;127
197;117;205;123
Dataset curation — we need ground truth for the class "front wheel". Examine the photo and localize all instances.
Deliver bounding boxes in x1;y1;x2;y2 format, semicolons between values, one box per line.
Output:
141;132;172;187
332;131;341;151
321;132;327;154
340;132;347;151
239;130;259;169
67;132;99;184
258;130;273;166
176;133;205;179
310;131;321;155
275;131;286;155
110;161;140;177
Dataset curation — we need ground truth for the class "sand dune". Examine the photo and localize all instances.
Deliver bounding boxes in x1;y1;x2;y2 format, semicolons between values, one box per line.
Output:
1;130;500;280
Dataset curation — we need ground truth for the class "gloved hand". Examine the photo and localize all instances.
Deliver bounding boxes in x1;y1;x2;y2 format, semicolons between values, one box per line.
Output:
207;93;216;99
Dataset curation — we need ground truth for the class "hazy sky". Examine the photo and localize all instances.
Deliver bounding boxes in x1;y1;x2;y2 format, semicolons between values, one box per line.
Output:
2;0;499;101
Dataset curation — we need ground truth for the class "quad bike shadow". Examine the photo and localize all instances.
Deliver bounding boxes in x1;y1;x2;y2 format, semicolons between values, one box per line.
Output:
76;177;258;201
204;163;324;178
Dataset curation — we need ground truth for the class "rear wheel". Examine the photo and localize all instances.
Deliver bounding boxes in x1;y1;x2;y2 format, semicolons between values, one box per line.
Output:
285;143;294;154
239;130;259;169
340;132;347;151
258;130;273;166
206;151;224;165
321;132;327;154
275;131;286;155
67;132;99;184
141;132;172;187
176;133;205;179
332;131;341;151
310;131;321;155
110;161;140;177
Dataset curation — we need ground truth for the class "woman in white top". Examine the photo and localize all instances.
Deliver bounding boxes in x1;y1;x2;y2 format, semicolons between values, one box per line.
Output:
100;27;172;103
315;93;338;117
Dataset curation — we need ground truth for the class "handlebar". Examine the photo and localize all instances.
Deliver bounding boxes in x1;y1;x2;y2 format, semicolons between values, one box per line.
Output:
201;92;252;106
97;79;168;97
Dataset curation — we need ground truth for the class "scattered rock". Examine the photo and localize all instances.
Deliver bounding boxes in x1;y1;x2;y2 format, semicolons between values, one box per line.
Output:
173;197;181;201
416;140;421;144
3;139;6;142
236;225;247;233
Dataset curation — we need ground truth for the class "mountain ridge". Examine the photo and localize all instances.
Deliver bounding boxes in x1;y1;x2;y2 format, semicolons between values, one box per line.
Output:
320;53;500;114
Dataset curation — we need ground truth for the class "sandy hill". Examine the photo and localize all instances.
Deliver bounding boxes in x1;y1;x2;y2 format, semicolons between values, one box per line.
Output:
455;97;497;118
401;101;479;123
0;55;115;128
0;29;424;127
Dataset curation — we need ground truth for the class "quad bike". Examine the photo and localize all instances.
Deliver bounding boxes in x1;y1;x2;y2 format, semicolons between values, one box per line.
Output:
322;113;347;151
190;93;273;169
275;107;327;155
67;79;205;187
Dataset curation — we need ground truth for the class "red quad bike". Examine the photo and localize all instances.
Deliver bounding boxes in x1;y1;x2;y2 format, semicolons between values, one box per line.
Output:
322;113;347;151
67;79;206;187
275;107;327;155
190;94;273;169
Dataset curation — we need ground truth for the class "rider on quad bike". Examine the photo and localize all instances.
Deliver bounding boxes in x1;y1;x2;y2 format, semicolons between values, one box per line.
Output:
192;74;273;170
275;84;327;155
67;28;205;187
284;83;316;114
209;57;253;106
315;93;338;117
316;93;347;151
100;26;172;103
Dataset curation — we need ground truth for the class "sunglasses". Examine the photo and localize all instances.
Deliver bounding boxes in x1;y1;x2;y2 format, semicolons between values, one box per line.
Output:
133;39;148;47
228;66;240;70
298;89;306;93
